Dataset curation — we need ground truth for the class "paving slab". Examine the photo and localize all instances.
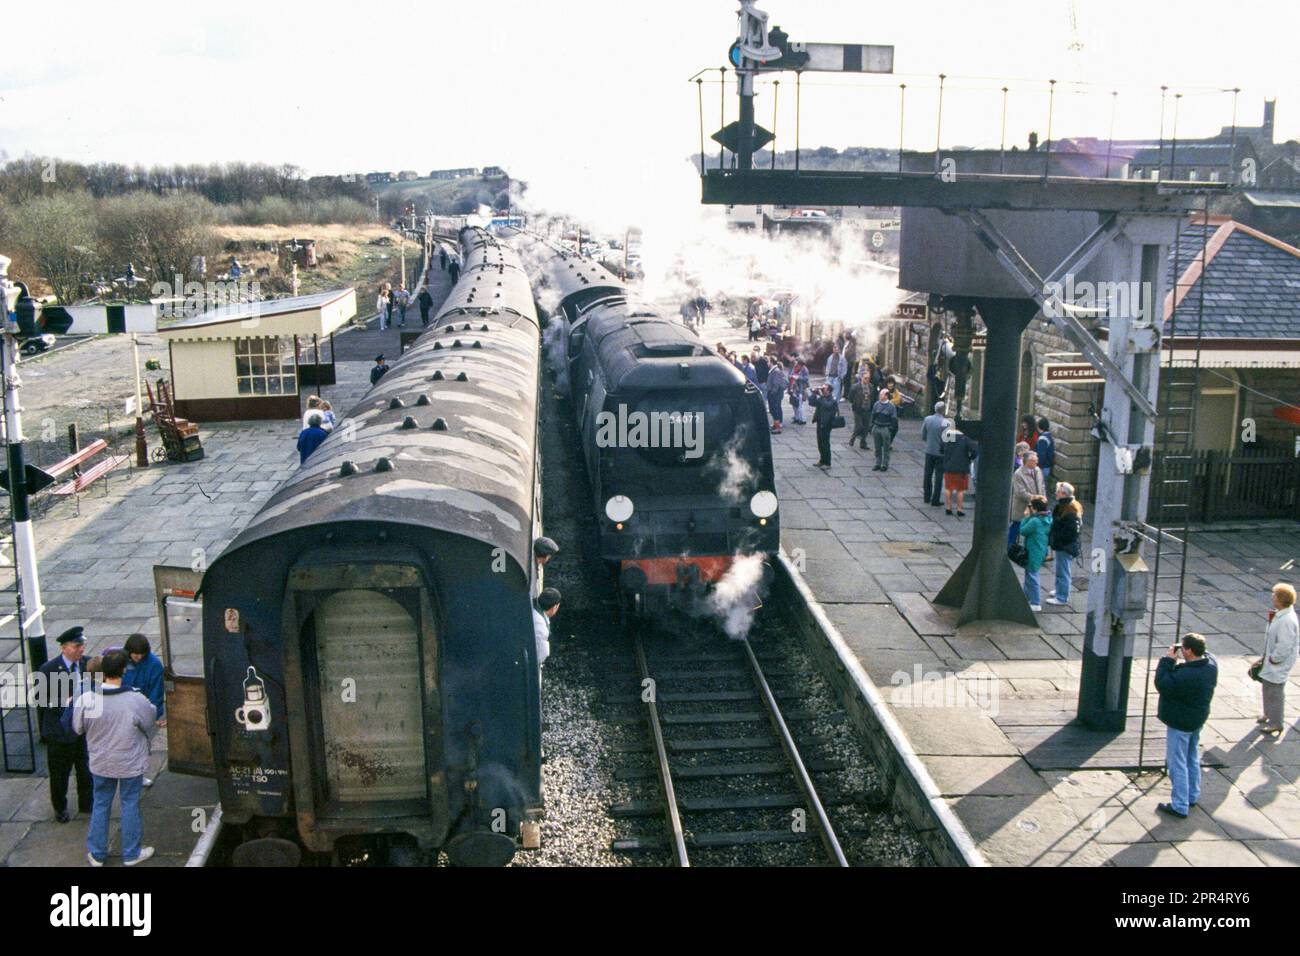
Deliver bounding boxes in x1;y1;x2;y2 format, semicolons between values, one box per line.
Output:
722;340;1300;867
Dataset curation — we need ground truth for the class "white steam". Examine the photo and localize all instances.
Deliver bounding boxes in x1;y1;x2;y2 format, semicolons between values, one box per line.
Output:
706;552;768;641
711;431;754;504
541;313;570;393
514;151;904;351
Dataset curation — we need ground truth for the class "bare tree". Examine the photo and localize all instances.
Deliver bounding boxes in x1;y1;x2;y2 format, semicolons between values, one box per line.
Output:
6;191;99;304
98;192;217;291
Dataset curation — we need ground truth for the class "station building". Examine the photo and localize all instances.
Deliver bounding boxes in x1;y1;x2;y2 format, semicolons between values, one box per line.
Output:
882;215;1300;513
157;288;356;422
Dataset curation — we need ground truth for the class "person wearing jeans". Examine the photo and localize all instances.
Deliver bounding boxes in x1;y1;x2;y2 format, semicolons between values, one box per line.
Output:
1154;633;1218;819
920;403;949;506
1018;496;1051;611
1046;482;1083;606
72;649;158;866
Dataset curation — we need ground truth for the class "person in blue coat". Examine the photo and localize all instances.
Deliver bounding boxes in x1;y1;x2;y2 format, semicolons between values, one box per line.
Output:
123;634;165;723
1018;496;1052;611
297;413;328;464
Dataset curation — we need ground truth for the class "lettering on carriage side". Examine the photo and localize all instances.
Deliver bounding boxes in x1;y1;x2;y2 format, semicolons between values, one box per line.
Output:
50;887;152;937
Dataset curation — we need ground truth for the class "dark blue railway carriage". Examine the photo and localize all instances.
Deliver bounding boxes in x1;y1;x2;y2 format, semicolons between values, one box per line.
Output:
190;228;543;866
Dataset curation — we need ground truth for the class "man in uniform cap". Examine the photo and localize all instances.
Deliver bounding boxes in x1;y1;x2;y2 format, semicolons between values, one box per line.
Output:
370;355;390;386
533;536;560;597
37;627;93;822
533;588;561;672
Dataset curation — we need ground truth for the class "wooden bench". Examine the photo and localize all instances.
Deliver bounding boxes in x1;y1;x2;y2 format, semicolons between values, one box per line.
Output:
43;439;130;496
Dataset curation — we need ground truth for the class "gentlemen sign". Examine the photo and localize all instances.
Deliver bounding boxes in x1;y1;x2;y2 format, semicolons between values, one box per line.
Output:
1044;363;1105;384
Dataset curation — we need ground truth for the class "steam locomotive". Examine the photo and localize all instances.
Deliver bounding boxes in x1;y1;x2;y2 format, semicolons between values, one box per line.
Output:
191;228;545;866
521;237;779;617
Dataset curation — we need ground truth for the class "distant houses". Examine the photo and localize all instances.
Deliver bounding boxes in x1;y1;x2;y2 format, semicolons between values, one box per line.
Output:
429;167;481;180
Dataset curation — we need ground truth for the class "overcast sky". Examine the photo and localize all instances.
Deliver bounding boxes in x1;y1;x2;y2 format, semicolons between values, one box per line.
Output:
3;0;1296;190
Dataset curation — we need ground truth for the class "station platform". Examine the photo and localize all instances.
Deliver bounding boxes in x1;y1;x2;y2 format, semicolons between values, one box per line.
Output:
0;254;456;867
712;318;1300;866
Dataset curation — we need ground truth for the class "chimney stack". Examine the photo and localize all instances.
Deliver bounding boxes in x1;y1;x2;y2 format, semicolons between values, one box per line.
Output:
1263;99;1276;141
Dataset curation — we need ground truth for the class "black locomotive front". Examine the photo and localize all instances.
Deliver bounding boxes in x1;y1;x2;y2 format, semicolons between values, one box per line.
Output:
571;299;780;614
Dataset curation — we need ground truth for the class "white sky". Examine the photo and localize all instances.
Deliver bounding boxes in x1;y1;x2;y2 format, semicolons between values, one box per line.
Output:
2;0;1297;187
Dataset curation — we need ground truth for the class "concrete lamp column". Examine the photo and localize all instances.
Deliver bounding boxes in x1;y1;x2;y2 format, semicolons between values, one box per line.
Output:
934;296;1041;627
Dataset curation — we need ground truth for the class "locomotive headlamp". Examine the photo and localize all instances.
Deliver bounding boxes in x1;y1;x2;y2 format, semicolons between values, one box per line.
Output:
749;490;778;519
605;495;634;523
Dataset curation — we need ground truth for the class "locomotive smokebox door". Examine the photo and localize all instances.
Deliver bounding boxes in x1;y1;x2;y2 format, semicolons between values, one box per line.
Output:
153;565;215;777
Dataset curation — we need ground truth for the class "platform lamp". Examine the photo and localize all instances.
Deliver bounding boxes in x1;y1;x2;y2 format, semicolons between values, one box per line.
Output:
118;265;150;468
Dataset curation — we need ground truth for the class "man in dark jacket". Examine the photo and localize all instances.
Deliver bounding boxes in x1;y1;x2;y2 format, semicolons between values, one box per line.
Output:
810;385;839;468
1035;417;1056;482
940;427;978;517
417;287;434;326
869;388;900;472
1154;633;1218;819
37;627;93;822
370;354;390;386
847;374;870;449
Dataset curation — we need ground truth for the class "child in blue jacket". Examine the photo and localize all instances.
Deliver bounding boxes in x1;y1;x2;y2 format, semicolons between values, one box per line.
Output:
1019;496;1052;611
123;633;165;723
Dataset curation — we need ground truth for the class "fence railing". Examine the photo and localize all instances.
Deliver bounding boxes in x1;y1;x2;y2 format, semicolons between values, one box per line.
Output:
1153;449;1300;522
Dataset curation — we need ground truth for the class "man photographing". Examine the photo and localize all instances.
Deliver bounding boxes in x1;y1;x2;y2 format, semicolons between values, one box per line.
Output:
1154;633;1218;820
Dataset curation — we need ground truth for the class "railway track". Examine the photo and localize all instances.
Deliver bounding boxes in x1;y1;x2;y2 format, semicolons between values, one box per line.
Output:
611;623;850;867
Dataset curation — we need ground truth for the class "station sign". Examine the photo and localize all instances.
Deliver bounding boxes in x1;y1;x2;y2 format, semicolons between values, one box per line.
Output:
1044;362;1105;384
892;302;927;321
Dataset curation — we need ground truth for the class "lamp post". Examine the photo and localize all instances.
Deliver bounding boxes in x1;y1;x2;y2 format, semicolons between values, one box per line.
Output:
117;266;150;468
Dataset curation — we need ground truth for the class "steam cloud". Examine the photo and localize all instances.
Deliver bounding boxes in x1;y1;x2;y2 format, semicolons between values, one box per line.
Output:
711;431;754;504
706;552;768;641
514;153;904;350
541;313;570;392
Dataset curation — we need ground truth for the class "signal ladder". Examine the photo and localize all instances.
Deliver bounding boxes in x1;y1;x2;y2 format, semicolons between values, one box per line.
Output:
1137;201;1212;769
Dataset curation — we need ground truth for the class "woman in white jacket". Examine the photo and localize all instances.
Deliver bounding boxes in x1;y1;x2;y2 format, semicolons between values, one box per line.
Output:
1256;583;1298;735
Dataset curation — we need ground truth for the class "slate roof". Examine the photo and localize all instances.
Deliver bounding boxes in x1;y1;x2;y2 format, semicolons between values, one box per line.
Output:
1164;219;1300;341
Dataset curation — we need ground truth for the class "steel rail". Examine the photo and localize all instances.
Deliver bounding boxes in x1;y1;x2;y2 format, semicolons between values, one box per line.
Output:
633;632;690;867
741;637;849;867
